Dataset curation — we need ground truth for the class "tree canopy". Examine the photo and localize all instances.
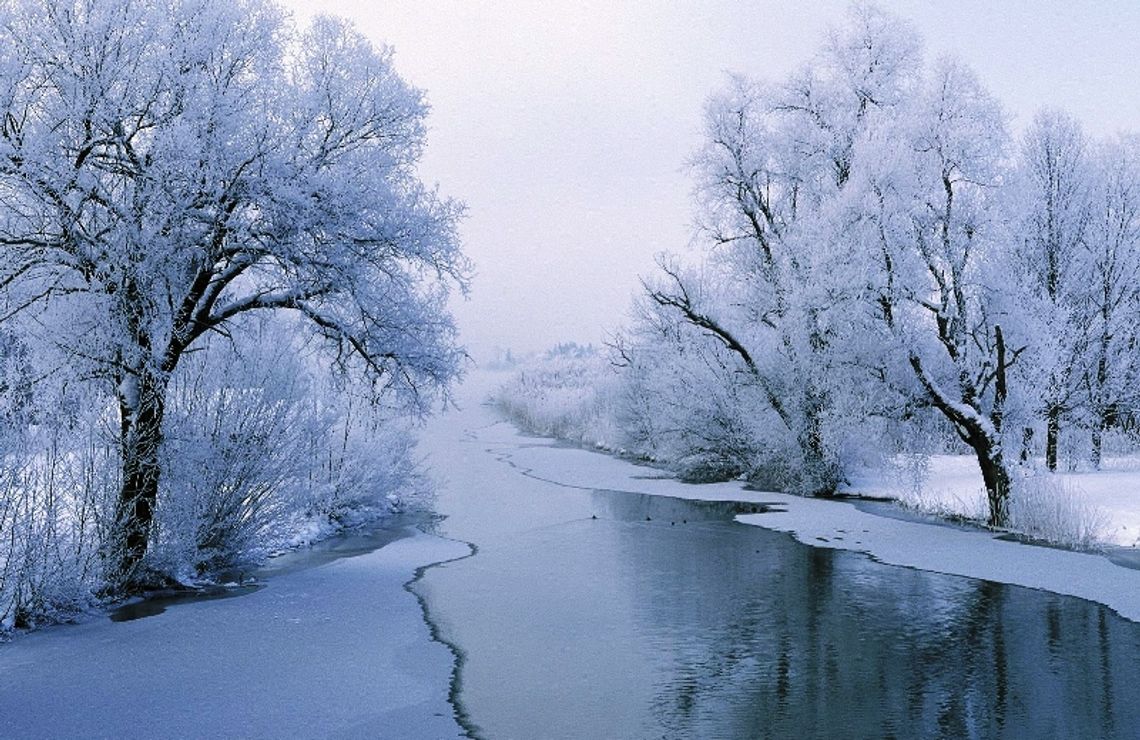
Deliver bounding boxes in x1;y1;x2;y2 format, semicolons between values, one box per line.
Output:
0;0;468;584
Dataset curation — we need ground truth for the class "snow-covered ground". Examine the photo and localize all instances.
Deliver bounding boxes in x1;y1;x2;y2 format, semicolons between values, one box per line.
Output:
0;529;469;740
844;454;1140;548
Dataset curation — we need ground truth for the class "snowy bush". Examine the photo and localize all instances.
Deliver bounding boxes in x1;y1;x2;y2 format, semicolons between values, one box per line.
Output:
1007;475;1108;550
492;340;775;481
150;332;425;579
492;339;810;485
617;343;779;483
0;411;118;633
152;349;321;577
884;453;932;503
492;344;623;450
304;413;426;530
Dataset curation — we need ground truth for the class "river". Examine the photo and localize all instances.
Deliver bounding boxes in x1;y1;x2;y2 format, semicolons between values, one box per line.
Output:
414;378;1140;739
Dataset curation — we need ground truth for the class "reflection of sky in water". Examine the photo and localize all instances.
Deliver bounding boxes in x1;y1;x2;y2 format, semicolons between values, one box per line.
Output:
421;488;1140;739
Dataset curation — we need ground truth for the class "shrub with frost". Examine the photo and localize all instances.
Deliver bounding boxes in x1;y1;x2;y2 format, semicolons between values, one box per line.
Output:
492;344;623;450
0;389;116;633
150;327;423;579
1006;474;1108;550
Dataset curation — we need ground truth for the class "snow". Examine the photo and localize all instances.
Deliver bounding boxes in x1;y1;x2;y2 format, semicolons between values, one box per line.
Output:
0;529;469;740
1066;465;1140;547
483;395;1140;624
845;454;1140;547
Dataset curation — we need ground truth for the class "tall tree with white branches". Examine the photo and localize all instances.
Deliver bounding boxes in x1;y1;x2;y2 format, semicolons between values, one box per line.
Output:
0;0;468;585
1014;110;1092;470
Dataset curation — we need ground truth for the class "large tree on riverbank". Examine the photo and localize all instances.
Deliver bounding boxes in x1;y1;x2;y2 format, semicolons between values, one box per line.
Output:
0;0;468;585
642;4;922;495
850;59;1023;526
636;5;1031;526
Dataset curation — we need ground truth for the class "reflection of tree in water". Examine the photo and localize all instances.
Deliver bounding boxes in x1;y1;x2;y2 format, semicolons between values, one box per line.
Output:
597;497;1140;739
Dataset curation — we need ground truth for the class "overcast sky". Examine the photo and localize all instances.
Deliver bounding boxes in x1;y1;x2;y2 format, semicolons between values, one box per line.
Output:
280;1;1140;360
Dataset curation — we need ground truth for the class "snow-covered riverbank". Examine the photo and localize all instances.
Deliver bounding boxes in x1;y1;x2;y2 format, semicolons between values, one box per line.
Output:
486;412;1140;624
845;454;1140;548
0;528;469;739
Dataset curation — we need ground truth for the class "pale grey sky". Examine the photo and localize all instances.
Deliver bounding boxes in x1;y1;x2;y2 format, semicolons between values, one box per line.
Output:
281;1;1140;359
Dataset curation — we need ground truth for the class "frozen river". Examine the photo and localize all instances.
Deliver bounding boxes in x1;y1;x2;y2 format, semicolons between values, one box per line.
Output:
4;374;1140;738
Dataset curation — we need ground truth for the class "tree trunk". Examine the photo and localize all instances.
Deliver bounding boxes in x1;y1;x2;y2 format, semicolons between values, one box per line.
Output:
799;391;838;497
111;369;168;585
908;340;1013;529
1045;404;1060;472
1091;340;1110;470
974;434;1011;528
1093;404;1118;470
982;324;1012;527
1019;426;1034;464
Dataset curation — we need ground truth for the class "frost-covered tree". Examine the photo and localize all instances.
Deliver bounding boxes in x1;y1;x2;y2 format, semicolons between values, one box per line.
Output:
643;3;921;494
630;3;1124;525
1013;110;1092;470
0;0;467;585
1081;136;1140;467
851;58;1022;525
625;264;784;482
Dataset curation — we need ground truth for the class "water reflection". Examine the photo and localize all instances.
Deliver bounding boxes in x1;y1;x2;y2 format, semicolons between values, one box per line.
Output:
607;493;1140;738
109;583;264;622
425;489;1140;739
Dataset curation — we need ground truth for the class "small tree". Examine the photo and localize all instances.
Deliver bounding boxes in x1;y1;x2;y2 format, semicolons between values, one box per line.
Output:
0;0;468;586
1081;136;1140;467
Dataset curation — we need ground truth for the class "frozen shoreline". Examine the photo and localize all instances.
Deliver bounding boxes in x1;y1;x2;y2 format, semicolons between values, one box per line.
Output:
0;527;469;739
485;415;1140;624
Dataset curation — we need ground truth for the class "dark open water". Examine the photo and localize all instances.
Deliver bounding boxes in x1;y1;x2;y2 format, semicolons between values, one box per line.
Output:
418;487;1140;739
